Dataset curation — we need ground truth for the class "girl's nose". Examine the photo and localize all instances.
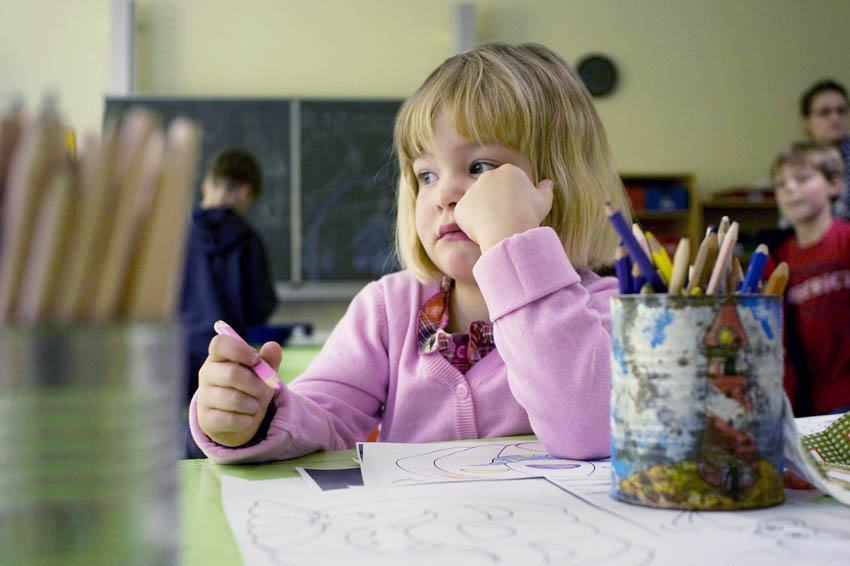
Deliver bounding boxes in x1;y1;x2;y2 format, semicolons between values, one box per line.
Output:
435;173;468;209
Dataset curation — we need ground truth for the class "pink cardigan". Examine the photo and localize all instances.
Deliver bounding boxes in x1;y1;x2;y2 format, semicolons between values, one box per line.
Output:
190;227;617;463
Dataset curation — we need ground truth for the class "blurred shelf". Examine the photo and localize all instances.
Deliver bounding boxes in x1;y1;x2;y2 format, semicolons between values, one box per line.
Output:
635;211;690;221
622;172;699;259
703;198;777;209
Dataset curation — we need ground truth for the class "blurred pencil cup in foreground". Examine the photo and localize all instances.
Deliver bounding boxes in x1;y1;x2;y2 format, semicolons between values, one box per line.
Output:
0;99;200;564
0;324;183;564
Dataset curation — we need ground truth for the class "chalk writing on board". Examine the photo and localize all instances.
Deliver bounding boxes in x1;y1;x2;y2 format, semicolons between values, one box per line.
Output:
300;100;400;281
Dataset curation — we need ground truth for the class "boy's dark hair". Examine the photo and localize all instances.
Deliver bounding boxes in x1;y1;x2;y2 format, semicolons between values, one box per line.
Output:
207;149;262;199
800;79;849;117
770;141;844;186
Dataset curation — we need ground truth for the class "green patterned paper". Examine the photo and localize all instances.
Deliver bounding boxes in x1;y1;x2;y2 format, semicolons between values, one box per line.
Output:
801;412;850;489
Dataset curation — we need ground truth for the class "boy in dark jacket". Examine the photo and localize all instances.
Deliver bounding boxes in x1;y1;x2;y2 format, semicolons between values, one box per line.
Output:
179;149;277;456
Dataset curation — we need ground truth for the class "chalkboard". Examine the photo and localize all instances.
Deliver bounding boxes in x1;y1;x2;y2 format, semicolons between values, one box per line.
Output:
103;97;403;287
104;97;292;282
299;99;400;281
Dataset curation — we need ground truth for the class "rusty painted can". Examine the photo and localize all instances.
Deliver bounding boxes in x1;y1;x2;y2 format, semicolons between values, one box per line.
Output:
609;294;785;510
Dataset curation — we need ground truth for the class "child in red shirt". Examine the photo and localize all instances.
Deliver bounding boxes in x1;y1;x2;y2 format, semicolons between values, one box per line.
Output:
769;142;850;415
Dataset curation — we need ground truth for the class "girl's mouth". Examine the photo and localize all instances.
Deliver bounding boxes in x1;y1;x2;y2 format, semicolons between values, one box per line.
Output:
438;223;471;241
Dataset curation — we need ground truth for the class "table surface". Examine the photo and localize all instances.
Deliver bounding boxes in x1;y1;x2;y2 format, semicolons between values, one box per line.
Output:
181;448;356;565
179;420;845;565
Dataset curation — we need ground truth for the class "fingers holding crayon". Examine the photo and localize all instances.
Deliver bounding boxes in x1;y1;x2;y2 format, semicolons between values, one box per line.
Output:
197;335;280;447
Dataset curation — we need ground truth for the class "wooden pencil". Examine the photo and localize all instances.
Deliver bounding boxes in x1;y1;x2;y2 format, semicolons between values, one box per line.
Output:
687;228;717;294
729;256;744;294
717;215;730;248
124;118;200;319
697;231;719;292
631;254;646;294
645;231;673;285
741;243;769;294
604;203;665;290
614;243;632;294
15;166;75;320
764;262;789;296
0;106;65;318
52;123;120;319
632;223;652;260
667;237;690;295
91;109;157;320
706;221;739;295
0;105;25;208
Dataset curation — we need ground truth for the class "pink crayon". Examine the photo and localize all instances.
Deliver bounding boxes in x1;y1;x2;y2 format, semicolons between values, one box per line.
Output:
213;320;283;391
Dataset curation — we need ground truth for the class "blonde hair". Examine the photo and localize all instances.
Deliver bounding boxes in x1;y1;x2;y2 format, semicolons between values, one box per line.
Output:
770;141;845;185
393;42;631;283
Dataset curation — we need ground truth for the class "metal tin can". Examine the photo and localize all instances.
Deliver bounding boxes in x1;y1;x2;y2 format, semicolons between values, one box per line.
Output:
0;323;182;564
609;295;785;510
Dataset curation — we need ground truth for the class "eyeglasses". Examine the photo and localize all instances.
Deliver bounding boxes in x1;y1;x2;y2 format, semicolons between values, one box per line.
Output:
812;105;848;118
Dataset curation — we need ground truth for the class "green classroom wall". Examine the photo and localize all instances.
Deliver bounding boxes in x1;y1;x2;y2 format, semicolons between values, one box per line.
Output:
3;0;850;333
4;0;850;194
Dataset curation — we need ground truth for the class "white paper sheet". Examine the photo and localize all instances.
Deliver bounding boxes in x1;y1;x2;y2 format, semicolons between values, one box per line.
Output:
220;475;850;566
358;440;610;490
795;413;843;435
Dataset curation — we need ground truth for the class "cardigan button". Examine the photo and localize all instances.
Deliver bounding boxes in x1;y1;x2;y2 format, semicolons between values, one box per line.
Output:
456;383;469;399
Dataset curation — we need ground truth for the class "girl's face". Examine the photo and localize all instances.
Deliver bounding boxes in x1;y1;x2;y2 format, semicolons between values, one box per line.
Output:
412;111;533;283
774;163;839;226
804;90;849;144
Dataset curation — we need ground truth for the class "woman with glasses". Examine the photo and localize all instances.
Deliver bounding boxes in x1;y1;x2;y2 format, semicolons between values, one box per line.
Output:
800;79;850;220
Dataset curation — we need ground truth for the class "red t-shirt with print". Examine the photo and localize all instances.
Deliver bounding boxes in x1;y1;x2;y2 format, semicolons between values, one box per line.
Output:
769;218;850;415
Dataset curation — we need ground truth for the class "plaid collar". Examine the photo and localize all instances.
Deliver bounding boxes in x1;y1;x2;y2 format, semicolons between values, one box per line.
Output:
417;278;495;371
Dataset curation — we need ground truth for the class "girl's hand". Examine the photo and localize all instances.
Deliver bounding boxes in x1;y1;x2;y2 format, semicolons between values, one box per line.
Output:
196;336;280;447
454;164;554;252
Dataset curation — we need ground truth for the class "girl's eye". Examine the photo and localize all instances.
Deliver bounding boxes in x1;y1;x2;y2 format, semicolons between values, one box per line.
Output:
417;171;437;185
471;161;499;175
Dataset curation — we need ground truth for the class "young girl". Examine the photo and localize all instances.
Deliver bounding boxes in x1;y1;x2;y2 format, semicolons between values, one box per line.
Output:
190;42;632;463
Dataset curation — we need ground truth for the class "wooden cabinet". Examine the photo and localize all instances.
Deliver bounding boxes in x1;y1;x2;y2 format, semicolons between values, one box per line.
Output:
621;173;700;258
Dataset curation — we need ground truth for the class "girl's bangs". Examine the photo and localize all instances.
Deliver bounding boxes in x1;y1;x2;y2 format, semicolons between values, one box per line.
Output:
398;58;529;166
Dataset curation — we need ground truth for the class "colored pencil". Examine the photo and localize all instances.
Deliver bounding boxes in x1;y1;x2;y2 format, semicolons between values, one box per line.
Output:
667;237;690;295
717;215;730;248
741;244;768;294
645;231;673;285
764;262;789;296
15;166;75;319
687;227;717;294
604;203;666;291
706;222;738;295
0;105;65;318
91;109;158;320
614;243;632;294
730;256;745;293
53;125;119;319
124;118;200;318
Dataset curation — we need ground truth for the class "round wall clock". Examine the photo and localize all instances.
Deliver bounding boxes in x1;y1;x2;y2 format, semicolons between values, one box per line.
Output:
577;54;619;97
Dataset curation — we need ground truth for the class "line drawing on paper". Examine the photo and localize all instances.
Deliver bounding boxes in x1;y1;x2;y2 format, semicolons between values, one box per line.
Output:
222;476;850;566
243;492;654;566
388;441;611;487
